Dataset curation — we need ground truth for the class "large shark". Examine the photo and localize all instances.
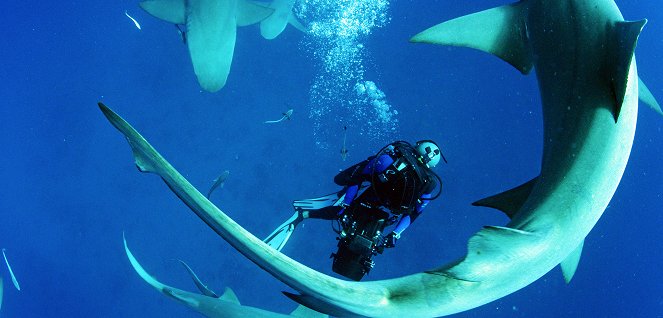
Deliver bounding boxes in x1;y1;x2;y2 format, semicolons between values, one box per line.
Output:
123;235;326;318
99;0;660;316
140;0;274;92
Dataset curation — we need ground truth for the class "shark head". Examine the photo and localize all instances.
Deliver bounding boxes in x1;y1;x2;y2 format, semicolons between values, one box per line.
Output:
100;0;660;316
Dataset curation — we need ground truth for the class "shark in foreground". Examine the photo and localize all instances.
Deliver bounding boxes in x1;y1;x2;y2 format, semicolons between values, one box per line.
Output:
123;235;326;318
139;0;274;92
99;0;660;316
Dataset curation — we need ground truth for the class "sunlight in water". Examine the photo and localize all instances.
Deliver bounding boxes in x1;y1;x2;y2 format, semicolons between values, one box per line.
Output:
297;0;398;149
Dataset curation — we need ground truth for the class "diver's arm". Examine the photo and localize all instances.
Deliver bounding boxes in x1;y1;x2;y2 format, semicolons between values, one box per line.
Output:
342;154;393;206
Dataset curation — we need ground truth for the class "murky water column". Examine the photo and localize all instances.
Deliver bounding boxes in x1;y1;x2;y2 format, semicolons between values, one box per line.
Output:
296;0;398;149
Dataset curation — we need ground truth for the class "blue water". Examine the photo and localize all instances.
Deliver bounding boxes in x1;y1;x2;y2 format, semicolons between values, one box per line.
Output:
1;0;661;317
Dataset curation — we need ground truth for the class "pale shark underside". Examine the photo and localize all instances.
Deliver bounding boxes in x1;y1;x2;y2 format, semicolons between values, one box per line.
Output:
100;0;659;316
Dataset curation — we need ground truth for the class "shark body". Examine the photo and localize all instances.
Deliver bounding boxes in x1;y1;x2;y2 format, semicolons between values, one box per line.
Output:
140;0;273;92
100;0;659;316
253;0;307;39
123;235;326;318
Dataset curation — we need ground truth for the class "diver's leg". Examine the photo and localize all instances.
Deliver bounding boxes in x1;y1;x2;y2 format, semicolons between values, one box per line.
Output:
305;206;342;220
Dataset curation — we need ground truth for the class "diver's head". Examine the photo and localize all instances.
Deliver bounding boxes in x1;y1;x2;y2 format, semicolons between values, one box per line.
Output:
415;140;443;168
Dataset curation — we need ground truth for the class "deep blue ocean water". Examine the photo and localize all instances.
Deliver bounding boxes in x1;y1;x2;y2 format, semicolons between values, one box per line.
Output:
1;0;661;317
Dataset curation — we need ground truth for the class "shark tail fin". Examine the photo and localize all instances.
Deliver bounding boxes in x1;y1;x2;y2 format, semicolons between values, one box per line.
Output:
638;77;663;116
99;103;162;174
139;0;186;24
472;177;538;219
609;19;647;122
219;287;241;304
410;2;532;74
560;240;584;284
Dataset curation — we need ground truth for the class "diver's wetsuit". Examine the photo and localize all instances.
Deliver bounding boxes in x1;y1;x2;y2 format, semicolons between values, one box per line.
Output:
310;152;438;237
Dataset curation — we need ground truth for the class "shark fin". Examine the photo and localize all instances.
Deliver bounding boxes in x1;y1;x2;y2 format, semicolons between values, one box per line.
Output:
219;287;240;305
288;15;308;34
236;0;274;27
472;177;538;219
638;77;663;116
410;3;532;74
447;226;540;282
99;103;160;174
139;0;186;24
560;240;584;284
609;19;647;122
283;292;355;318
178;260;220;298
123;233;168;290
289;304;328;318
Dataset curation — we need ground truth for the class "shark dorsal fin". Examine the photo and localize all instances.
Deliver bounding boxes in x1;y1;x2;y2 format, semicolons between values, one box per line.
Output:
236;0;274;26
609;19;647;122
638;77;663;116
560;240;584;284
139;0;186;25
410;2;532;74
472;177;538;219
219;287;240;305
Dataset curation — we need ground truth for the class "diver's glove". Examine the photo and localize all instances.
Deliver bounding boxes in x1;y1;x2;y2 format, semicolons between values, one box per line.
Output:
384;232;400;248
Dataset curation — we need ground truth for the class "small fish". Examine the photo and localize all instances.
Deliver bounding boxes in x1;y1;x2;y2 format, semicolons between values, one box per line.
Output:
2;249;20;291
125;10;141;30
264;109;293;124
340;126;348;161
207;170;230;199
175;24;187;44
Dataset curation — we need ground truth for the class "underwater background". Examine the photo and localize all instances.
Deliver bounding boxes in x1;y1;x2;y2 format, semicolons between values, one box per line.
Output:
1;0;661;317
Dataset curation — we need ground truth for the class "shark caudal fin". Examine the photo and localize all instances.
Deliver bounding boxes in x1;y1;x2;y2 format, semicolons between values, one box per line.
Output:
410;3;533;74
139;0;186;24
609;20;647;121
178;260;219;298
638;77;663;116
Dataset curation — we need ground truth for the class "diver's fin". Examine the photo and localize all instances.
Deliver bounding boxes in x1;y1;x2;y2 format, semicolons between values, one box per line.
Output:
609;19;647;122
289;304;329;318
293;192;345;211
236;0;274;26
178;260;219;298
219;287;240;304
560;240;584;284
410;2;533;74
263;211;301;251
638;77;663;116
139;0;186;24
472;177;538;219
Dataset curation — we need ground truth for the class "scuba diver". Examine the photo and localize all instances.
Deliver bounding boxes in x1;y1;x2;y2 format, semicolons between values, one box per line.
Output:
264;140;445;280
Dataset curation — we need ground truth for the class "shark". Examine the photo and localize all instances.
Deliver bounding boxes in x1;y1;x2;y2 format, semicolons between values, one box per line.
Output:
139;0;274;92
123;235;327;318
264;108;293;124
207;170;230;199
98;0;661;316
252;0;307;39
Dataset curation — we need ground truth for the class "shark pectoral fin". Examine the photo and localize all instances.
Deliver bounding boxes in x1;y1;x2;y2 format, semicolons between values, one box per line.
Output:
638;77;663;116
236;0;274;26
410;3;532;74
99;103;161;174
187;0;236;92
290;304;328;318
163;287;202;307
178;260;219;297
609;19;647;121
139;0;186;24
288;15;308;34
448;226;540;282
472;177;538;219
560;240;584;284
219;287;240;305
